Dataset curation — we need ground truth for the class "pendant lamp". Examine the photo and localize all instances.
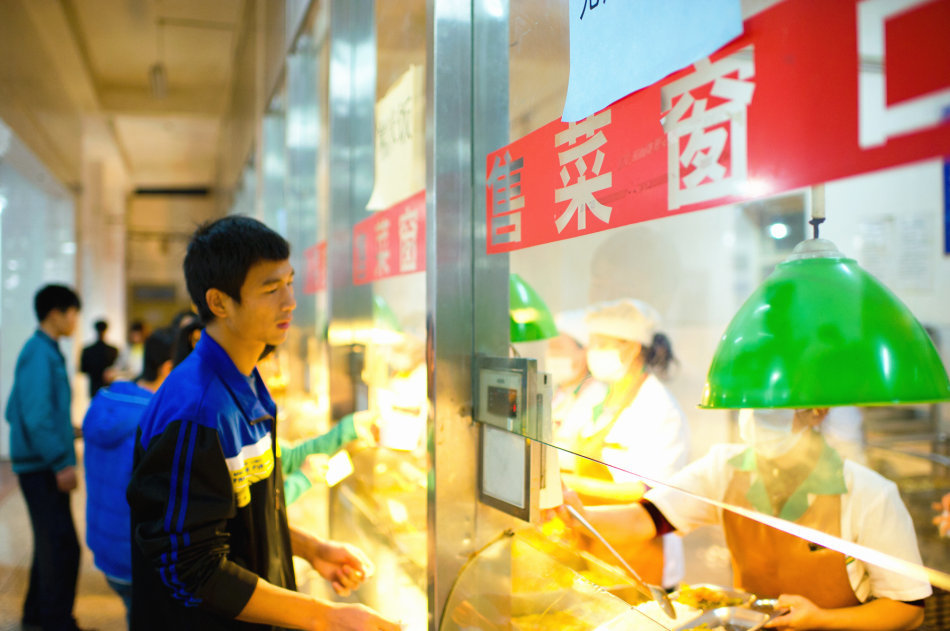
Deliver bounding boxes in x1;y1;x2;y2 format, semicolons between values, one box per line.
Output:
370;293;404;345
509;273;558;343
701;237;950;409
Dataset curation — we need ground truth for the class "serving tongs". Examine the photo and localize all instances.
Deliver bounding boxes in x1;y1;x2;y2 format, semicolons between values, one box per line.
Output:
566;504;677;619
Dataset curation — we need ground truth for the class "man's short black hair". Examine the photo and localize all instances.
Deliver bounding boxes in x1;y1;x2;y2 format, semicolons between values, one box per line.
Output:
183;216;290;324
34;284;81;322
141;327;175;381
94;320;108;335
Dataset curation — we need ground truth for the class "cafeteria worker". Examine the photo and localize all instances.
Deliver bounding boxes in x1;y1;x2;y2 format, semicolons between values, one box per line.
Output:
561;299;690;590
565;407;931;630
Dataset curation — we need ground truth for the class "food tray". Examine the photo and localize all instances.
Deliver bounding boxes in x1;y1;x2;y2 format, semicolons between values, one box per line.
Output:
670;584;755;610
673;607;771;631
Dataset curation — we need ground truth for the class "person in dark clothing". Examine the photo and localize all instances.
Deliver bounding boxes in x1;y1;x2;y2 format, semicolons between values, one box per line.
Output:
127;216;399;631
79;319;119;397
5;284;87;631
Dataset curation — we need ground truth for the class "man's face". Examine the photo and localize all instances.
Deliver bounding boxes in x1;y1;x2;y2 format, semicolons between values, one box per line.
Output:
52;307;79;337
227;259;296;347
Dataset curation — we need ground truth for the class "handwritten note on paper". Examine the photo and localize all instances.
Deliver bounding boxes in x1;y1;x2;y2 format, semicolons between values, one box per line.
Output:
367;65;426;211
562;0;743;123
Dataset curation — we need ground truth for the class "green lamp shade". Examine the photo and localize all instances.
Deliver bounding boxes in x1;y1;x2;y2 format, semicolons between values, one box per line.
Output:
371;293;403;344
509;273;558;343
701;240;950;408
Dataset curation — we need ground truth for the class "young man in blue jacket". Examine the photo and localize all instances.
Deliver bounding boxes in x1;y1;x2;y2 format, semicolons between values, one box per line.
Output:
82;327;175;625
127;216;399;631
5;283;84;631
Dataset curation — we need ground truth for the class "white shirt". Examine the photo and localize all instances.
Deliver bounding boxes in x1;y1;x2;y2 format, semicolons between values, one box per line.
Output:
646;443;933;603
553;376;608;466
582;374;690;588
592;374;690;486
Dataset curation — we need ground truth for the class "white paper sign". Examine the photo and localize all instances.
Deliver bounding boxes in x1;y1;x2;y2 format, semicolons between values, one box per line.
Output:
563;0;743;123
367;65;426;210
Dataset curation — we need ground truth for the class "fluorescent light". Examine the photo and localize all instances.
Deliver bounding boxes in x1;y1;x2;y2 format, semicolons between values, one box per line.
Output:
768;222;789;239
149;63;167;99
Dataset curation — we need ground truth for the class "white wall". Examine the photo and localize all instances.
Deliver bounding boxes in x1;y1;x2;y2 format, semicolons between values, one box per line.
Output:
823;159;950;426
0;123;78;457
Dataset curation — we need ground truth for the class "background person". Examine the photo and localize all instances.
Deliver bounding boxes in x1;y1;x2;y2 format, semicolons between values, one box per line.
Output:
82;327;176;627
113;320;147;381
566;408;931;630
79;318;119;398
560;298;689;590
5;284;86;631
546;308;607;467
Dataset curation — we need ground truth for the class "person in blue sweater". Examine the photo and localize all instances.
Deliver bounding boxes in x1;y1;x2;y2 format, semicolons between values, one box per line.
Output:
5;283;84;631
82;326;175;626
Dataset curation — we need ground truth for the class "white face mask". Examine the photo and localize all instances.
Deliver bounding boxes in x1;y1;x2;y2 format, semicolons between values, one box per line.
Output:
547;356;578;385
586;348;627;383
738;408;804;459
389;353;416;374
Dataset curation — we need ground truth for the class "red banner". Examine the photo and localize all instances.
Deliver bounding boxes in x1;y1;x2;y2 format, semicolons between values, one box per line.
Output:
353;190;426;285
486;0;950;254
303;241;327;294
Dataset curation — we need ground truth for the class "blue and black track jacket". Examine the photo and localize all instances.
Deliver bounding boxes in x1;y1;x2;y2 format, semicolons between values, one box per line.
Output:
127;334;295;631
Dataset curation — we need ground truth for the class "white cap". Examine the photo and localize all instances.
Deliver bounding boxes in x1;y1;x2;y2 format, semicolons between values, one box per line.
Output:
585;299;660;345
554;308;590;346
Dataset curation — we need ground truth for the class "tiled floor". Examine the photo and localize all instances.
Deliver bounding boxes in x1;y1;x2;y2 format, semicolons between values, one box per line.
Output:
0;460;125;631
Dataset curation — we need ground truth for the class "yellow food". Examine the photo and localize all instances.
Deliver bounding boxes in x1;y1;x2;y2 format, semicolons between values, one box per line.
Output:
510;611;594;631
675;584;746;609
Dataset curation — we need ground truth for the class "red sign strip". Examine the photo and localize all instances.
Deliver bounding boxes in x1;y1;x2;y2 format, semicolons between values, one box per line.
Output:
486;0;950;254
303;241;327;294
353;190;426;285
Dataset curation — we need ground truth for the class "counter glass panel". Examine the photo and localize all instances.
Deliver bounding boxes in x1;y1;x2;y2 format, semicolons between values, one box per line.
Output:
472;0;950;628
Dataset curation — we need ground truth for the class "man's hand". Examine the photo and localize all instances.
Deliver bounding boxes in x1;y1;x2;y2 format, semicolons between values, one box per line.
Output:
318;602;402;631
299;454;329;485
353;409;380;444
55;466;77;492
308;539;375;596
764;594;822;629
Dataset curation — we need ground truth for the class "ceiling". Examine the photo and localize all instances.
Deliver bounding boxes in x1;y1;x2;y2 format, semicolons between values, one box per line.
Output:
0;0;245;189
1;0;785;190
72;0;243;188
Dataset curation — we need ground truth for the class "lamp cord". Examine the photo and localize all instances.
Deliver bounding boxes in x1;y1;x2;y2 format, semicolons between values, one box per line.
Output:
809;217;825;239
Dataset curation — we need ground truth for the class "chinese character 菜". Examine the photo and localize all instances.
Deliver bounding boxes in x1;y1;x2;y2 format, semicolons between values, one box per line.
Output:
375;218;391;278
554;109;613;234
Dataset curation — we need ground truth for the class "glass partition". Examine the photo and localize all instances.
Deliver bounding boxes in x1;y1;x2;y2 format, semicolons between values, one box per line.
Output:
473;0;950;629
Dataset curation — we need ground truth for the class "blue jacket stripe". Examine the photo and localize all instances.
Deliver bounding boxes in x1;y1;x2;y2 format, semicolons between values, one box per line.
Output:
163;422;199;602
177;424;198;533
164;422;189;533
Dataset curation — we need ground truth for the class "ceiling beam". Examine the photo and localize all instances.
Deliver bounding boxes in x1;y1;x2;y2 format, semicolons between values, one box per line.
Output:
20;0;100;112
98;85;229;118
